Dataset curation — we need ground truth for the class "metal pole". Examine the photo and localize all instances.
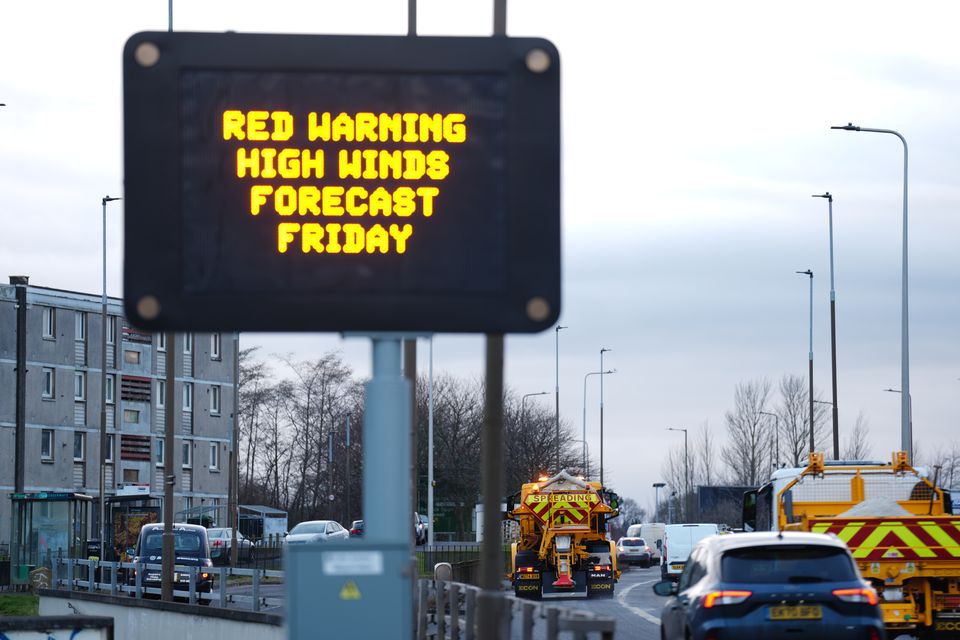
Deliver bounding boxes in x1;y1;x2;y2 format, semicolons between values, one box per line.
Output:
600;348;610;485
12;276;27;494
760;411;779;469
230;333;239;566
404;339;417;524
162;331;176;601
364;337;410;541
831;124;910;461
814;193;841;459
796;270;814;453
554;325;566;472
478;334;505;640
408;0;416;36
345;415;351;524
100;196;120;558
427;337;434;546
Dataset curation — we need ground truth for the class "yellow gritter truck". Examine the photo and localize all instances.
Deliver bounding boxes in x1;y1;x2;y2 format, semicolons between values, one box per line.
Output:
506;470;621;599
743;451;960;638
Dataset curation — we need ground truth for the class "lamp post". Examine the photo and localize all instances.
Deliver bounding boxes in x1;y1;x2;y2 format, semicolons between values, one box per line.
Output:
796;269;814;453
667;427;689;521
100;195;121;555
832;123;910;462
599;348;611;485
522;390;549;438
554;325;567;472
759;411;779;470
884;389;913;457
813;192;841;460
582;370;615;479
570;440;591;478
653;482;666;523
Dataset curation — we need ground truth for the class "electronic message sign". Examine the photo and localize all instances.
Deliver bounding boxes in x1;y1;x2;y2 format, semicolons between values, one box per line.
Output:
123;32;560;333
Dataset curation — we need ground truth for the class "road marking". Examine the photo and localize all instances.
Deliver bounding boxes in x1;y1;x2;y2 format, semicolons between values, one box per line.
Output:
616;579;661;626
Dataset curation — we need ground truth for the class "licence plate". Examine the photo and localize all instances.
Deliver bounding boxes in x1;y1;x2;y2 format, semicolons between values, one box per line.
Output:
769;605;822;620
670;564;684;570
518;573;540;580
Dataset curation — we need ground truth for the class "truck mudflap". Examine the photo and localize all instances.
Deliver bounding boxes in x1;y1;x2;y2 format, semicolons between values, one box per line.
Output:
541;570;588;599
586;567;616;597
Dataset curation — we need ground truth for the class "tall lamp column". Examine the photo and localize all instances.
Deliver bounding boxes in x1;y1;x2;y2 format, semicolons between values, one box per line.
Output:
796;269;814;453
99;195;121;555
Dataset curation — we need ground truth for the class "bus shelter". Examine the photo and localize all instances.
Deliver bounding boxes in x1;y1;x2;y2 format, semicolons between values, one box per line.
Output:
9;492;91;586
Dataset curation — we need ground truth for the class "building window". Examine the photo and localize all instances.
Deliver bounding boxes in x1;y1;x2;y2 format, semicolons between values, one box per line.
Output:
182;441;192;469
42;307;56;339
210;385;221;415
123;409;140;424
106;434;115;464
74;371;86;401
106;374;115;405
210;333;221;360
157;380;166;408
123;468;139;483
209;443;219;471
42;368;55;399
124;350;141;365
156;438;164;467
107;316;117;345
73;432;85;462
183;382;193;412
75;311;86;342
41;429;54;461
157;332;166;352
183;333;193;355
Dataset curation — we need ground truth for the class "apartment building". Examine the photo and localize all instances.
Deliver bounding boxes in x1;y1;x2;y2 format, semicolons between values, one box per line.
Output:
0;279;236;545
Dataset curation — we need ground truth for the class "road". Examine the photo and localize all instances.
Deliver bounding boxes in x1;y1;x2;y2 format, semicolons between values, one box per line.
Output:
567;565;663;640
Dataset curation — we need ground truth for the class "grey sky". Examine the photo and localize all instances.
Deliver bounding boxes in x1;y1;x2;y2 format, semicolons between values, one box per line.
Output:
2;0;959;511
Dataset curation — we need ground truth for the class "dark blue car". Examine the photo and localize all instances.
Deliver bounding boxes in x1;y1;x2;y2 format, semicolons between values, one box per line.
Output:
653;531;885;640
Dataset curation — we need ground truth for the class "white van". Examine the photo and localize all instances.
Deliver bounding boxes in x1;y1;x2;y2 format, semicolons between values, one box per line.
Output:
638;523;665;564
661;523;719;580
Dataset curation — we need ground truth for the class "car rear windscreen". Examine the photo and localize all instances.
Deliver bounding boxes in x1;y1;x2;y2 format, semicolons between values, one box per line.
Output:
142;531;206;557
721;545;858;583
622;539;645;547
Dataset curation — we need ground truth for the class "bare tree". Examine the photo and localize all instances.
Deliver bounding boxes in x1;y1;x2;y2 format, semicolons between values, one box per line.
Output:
722;379;772;486
660;444;690;522
775;374;830;468
694;422;718;486
841;411;872;460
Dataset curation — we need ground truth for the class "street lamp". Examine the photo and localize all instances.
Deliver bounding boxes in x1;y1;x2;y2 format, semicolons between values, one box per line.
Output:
554;325;567;472
796;269;814;453
813;192;840;460
667;427;689;522
759;411;779;470
100;195;121;555
832;123;911;462
653;482;666;523
522;391;549;434
599;348;612;485
582;370;615;480
884;389;913;458
570;439;591;478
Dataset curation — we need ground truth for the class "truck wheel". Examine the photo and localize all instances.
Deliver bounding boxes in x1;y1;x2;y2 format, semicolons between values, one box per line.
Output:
513;551;541;599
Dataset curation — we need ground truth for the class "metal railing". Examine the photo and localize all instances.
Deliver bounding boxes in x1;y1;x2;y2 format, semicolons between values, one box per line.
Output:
416;544;512;586
416;578;615;640
51;557;283;612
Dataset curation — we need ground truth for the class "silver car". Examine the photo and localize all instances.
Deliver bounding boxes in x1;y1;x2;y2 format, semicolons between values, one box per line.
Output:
284;520;350;544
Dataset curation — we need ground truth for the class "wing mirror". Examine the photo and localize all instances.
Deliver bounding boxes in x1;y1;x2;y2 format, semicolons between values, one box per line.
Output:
652;580;678;597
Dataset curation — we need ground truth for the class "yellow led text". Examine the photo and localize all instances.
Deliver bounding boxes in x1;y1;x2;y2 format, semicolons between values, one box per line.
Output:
250;185;439;218
223;110;294;141
308;112;466;144
277;222;414;254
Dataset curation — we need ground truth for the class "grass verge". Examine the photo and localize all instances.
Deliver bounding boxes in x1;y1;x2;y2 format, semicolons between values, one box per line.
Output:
0;594;39;616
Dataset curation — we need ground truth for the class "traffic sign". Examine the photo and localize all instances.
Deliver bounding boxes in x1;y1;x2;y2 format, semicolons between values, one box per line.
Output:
123;32;560;333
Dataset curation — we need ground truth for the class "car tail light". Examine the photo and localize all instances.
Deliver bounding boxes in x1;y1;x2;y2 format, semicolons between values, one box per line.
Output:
212;540;222;547
702;590;752;608
645;546;652;553
832;587;878;606
593;564;612;572
867;629;881;640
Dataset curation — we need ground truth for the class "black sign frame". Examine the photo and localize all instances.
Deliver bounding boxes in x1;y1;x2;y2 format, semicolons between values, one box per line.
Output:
123;31;560;333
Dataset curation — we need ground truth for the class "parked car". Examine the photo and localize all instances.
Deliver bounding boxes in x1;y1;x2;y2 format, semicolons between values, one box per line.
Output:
415;512;427;546
128;523;213;601
284;520;350;544
349;520;364;537
661;523;719;580
616;536;652;567
206;527;254;564
652;531;885;640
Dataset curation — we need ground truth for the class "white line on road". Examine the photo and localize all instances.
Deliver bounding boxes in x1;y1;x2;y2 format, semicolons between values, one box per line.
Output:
616;579;661;626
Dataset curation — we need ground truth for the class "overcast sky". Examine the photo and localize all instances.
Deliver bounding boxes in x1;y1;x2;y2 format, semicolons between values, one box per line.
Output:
2;1;959;512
